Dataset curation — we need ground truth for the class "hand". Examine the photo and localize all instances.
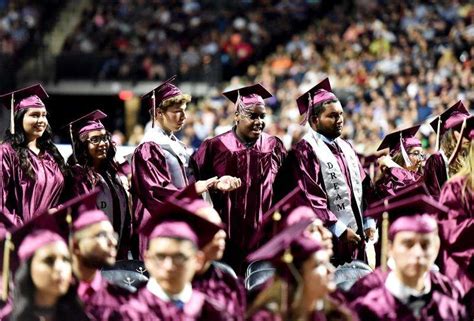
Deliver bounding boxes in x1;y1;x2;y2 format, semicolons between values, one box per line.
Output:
377;155;401;170
195;177;218;194
215;176;241;192
365;227;376;241
341;227;361;245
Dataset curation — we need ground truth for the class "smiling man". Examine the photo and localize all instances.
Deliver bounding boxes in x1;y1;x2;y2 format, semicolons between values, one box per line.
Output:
275;78;375;267
191;83;287;274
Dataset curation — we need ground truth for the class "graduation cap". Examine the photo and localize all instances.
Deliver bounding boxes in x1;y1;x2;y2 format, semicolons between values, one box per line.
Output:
367;181;430;210
296;78;337;125
65;109;107;161
247;219;321;316
429;101;470;151
250;185;311;249
222;83;272;114
0;84;49;135
377;125;422;167
365;194;447;272
141;76;191;128
139;197;222;249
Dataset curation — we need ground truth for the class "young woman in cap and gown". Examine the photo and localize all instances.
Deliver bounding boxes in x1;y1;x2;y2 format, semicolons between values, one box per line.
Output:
424;100;471;199
0;84;67;226
2;212;88;321
373;125;424;200
191;83;287;275
274;78;375;267
66;110;132;259
351;195;468;321
131;76;241;258
246;220;356;321
437;115;473;317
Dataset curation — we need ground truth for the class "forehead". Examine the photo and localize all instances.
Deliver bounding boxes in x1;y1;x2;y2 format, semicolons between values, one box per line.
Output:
78;220;113;236
321;101;343;114
87;129;107;137
243;104;266;114
393;230;435;243
33;241;69;259
25;107;47;114
148;237;196;253
165;103;187;112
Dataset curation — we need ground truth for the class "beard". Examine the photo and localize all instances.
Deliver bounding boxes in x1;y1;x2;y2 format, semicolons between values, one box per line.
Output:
81;252;115;269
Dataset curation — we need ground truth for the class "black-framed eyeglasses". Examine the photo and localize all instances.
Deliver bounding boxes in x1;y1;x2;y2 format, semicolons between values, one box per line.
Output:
151;253;190;266
408;151;426;160
87;134;110;145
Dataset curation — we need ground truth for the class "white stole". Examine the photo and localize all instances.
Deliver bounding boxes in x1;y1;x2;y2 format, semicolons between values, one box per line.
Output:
303;130;363;231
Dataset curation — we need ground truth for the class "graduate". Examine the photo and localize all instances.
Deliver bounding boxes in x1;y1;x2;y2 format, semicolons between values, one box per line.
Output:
60;190;135;321
0;84;67;226
119;196;228;320
66;110;132;259
424;100;470;199
275;78;375;267
351;195;468;321
437;115;473;316
173;186;247;321
1;210;87;321
131;76;240;257
191;83;287;274
374;125;424;200
246;220;356;321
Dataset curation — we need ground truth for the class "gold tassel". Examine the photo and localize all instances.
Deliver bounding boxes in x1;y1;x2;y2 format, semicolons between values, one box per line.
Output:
10;94;14;135
381;210;389;273
2;232;13;301
69;124;76;162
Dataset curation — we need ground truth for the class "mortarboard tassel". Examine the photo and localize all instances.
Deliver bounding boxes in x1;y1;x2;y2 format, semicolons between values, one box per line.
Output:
10;94;14;135
152;90;156;129
69;124;77;163
400;132;412;167
380;199;389;273
300;92;313;126
448;118;466;165
2;232;13;301
435;116;442;152
235;90;243;114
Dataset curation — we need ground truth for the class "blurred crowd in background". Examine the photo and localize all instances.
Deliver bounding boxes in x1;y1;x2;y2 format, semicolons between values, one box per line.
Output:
2;0;474;155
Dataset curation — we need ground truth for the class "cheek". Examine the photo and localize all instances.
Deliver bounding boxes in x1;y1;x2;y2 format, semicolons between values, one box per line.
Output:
31;264;53;290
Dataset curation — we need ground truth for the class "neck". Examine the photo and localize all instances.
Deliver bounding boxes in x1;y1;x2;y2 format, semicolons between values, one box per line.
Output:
156;121;173;136
235;127;257;145
395;269;426;291
293;292;319;320
197;260;212;275
92;158;103;171
73;257;97;283
34;291;58;308
27;138;39;151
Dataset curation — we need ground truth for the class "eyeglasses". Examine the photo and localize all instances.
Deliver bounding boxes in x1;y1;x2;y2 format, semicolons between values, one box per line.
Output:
408;151;426;160
150;253;190;266
87;134;110;145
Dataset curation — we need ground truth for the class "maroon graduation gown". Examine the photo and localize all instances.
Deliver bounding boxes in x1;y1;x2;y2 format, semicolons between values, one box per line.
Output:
423;152;448;200
119;287;227;321
192;263;246;321
439;175;473;220
68;165;132;259
191;130;286;272
78;272;134;321
351;271;468;321
374;168;421;201
131;141;187;256
0;143;64;226
274;139;373;265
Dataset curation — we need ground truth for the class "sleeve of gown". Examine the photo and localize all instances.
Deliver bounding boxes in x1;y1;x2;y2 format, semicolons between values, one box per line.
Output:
424;153;447;200
131;142;179;211
0;145;16;224
439;179;466;220
285;142;339;228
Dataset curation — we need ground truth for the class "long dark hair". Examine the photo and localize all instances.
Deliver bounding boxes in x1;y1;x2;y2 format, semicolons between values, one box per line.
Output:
10;258;88;321
3;108;68;179
67;130;121;189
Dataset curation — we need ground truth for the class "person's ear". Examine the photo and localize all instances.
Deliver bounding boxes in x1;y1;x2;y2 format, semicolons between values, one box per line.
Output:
234;112;241;124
